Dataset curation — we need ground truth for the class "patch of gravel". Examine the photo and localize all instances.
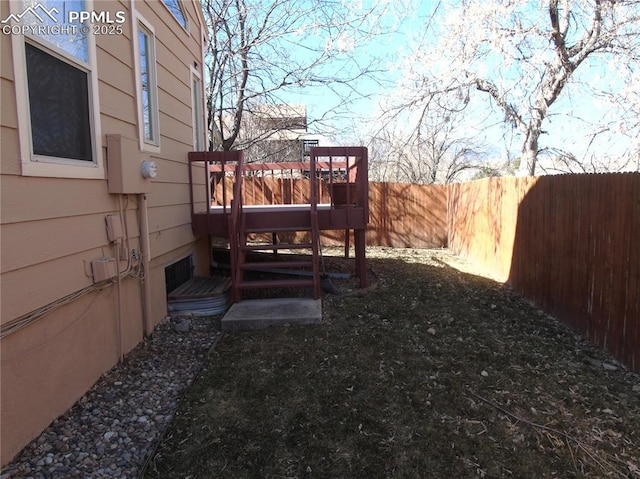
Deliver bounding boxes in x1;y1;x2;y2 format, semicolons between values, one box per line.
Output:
1;315;222;479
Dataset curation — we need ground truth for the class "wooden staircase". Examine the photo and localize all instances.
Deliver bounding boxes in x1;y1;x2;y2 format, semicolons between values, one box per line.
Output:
232;218;321;301
188;148;370;302
228;153;322;303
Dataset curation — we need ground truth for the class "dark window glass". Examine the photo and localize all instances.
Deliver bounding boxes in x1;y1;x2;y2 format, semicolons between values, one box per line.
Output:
25;43;92;162
302;139;319;156
138;28;156;143
192;76;203;149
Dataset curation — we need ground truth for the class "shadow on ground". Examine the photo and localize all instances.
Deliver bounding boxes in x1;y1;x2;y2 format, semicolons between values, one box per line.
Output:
144;248;640;479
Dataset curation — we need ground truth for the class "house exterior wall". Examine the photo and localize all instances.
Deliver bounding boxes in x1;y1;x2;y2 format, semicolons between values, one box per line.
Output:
0;0;209;465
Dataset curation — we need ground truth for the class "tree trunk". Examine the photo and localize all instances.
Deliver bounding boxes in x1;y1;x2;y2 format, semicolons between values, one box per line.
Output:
520;123;542;176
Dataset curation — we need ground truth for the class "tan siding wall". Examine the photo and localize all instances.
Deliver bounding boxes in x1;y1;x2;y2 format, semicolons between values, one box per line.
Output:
151;223;198;259
99;109;139;139
1;41;20;175
0;126;20;175
1;279;143;464
1;214;112;273
96;41;135;95
0;175;116;223
1;0;207;465
0;20;14;81
156;156;192;183
147;181;191;208
148;203;192;232
1;208;141;275
135;0;205;264
98;83;138;126
0;79;17;126
2;248;108;320
157;71;193;124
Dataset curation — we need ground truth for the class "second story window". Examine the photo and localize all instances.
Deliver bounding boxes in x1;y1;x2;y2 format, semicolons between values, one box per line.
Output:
161;0;188;30
302;139;319;157
191;67;204;150
135;20;160;148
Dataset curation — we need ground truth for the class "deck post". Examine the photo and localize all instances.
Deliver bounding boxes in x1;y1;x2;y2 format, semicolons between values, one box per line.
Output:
355;228;367;287
344;229;350;258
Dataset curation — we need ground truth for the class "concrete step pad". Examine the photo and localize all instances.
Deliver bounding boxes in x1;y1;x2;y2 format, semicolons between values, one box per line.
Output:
221;298;322;332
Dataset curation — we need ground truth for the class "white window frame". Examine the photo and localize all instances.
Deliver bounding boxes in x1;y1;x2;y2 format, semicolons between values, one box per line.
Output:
10;0;104;179
190;65;205;150
132;12;161;153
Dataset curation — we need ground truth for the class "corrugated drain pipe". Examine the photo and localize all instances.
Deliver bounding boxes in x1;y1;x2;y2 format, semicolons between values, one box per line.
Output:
139;193;153;337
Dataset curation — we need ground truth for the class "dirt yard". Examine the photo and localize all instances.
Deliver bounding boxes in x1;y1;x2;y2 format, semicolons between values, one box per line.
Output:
143;247;640;478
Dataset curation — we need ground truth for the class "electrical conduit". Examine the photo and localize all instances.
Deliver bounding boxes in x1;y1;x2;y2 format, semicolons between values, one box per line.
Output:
139;193;153;337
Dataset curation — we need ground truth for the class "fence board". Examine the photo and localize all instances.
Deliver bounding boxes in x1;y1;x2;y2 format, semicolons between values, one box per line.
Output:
366;182;447;248
209;171;638;370
217;178;448;249
449;173;640;371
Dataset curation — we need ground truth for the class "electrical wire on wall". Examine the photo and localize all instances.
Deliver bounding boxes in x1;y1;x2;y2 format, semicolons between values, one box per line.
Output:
1;194;145;342
0;281;114;341
0;260;146;343
0;286;114;361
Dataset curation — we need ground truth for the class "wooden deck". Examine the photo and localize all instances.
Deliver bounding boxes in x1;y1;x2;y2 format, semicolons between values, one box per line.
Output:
187;147;369;300
191;203;368;237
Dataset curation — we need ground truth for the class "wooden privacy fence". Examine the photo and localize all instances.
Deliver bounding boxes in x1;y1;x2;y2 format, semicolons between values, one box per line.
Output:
217;178;448;248
366;182;447;248
448;173;640;372
209;172;639;371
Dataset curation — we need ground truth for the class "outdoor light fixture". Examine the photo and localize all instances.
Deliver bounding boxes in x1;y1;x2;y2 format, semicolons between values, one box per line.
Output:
141;160;158;179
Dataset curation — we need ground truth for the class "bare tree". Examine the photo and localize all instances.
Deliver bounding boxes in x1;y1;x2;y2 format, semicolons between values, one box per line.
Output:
202;0;399;153
384;0;640;175
367;105;488;184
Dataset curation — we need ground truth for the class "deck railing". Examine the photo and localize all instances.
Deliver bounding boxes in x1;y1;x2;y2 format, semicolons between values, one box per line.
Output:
188;150;245;215
311;146;368;219
190;147;367;210
208;161;350;207
188;147;370;288
187;147;369;238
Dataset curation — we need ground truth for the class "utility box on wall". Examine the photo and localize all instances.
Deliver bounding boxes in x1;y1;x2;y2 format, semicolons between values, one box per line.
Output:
91;257;117;283
106;134;154;194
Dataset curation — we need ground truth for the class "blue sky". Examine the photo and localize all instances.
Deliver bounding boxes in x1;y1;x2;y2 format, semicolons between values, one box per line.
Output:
275;1;638;167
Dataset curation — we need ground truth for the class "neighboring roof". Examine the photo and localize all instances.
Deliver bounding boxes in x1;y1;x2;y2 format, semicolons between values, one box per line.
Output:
254;104;307;120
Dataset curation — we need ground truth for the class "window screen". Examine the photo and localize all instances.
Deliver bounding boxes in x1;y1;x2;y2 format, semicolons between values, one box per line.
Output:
25;43;92;162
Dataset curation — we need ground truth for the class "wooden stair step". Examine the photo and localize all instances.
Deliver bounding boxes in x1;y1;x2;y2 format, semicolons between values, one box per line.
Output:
244;226;312;234
237;279;315;290
242;243;313;252
240;261;314;270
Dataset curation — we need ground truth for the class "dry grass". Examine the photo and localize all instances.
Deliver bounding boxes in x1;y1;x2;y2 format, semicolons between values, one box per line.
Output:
144;247;640;479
